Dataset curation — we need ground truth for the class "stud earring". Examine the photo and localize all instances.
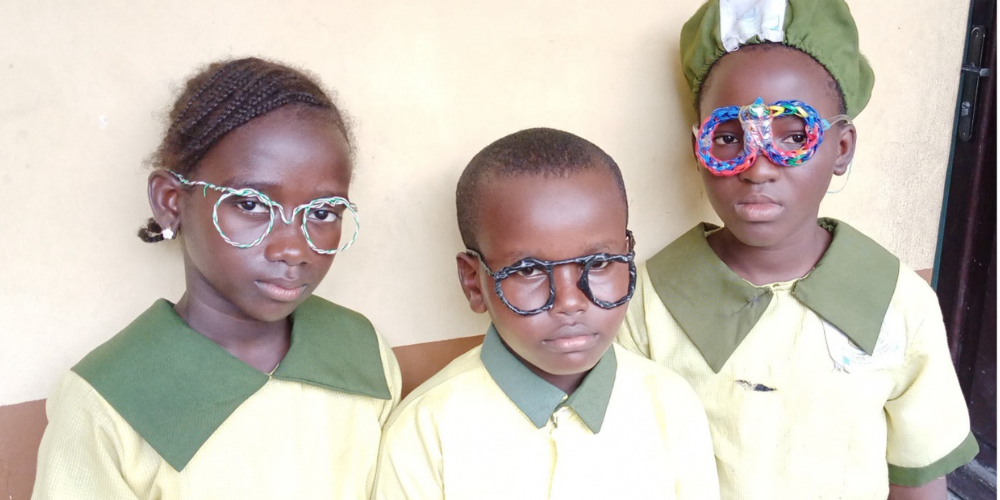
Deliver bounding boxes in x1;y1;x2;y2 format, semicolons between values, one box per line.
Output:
161;227;176;240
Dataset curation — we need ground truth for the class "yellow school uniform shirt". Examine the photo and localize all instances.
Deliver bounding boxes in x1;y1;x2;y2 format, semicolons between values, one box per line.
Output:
33;296;401;500
373;326;720;500
616;219;978;500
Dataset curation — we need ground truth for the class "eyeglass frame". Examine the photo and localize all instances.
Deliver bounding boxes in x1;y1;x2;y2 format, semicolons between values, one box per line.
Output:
692;97;852;177
466;230;637;316
170;171;360;255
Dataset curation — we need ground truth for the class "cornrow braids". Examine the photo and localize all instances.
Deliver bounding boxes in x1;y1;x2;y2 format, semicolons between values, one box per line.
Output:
138;57;352;243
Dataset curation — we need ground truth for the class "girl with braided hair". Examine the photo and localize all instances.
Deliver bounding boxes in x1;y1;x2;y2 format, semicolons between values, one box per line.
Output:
33;57;400;499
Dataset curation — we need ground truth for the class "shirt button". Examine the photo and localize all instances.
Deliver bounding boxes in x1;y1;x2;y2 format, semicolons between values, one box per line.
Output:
554;407;571;423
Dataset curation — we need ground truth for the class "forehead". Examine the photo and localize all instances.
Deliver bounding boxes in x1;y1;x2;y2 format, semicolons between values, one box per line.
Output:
194;107;352;200
475;168;627;261
700;45;842;118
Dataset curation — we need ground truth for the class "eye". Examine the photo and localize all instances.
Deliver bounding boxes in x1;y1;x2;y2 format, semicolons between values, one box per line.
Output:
234;197;269;214
713;133;742;146
783;133;808;146
772;116;809;149
307;209;340;222
776;132;809;151
307;202;346;223
590;259;611;271
514;265;546;278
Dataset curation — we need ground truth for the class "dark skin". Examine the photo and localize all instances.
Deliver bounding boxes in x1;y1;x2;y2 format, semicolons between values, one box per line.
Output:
698;45;948;499
697;44;855;286
455;168;629;394
147;106;353;373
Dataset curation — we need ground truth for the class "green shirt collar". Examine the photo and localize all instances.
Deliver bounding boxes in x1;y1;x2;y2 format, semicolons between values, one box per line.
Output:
646;218;899;373
480;325;616;433
73;295;390;471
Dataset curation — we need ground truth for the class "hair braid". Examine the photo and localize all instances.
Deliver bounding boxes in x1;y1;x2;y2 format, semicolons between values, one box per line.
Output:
138;57;351;243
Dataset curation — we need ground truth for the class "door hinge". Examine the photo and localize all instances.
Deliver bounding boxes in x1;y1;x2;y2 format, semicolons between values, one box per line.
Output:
958;25;990;142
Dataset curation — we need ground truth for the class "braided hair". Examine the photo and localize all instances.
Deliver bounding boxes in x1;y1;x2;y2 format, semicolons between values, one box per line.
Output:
138;57;351;242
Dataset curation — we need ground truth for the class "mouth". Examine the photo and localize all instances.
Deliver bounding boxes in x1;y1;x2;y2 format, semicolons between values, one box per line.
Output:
542;326;600;353
255;280;308;302
735;194;783;222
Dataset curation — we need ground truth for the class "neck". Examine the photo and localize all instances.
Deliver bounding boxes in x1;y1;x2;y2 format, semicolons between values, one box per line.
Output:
538;369;587;395
708;222;832;286
174;292;291;374
511;353;587;395
540;370;587;395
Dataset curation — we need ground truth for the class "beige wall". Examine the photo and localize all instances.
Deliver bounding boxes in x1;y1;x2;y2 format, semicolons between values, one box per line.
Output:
1;0;969;406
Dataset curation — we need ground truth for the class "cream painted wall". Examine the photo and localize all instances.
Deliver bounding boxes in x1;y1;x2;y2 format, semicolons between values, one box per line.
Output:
1;0;969;405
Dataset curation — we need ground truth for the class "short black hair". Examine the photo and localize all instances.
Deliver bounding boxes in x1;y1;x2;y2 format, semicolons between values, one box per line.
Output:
456;127;628;250
697;43;847;116
138;57;351;243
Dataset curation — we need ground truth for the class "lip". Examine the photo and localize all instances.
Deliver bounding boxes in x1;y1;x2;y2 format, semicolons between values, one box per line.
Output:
542;325;600;353
256;279;308;302
735;194;783;222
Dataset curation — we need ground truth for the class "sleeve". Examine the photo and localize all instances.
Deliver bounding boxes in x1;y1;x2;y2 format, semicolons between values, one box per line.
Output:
614;264;651;358
32;371;142;500
371;403;445;500
669;376;721;500
376;331;403;425
884;276;978;487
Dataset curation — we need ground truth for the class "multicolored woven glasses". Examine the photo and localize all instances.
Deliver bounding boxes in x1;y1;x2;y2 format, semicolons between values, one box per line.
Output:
693;98;852;176
171;171;360;254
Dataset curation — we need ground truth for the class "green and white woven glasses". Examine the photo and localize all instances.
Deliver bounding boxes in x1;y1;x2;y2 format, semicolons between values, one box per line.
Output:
171;171;360;254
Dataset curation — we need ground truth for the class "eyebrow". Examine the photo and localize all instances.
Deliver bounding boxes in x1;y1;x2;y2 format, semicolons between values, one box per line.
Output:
501;238;625;265
220;177;348;200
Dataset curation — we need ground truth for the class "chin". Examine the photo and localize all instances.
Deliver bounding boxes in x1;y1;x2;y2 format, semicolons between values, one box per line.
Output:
726;221;789;248
547;351;604;375
239;298;301;324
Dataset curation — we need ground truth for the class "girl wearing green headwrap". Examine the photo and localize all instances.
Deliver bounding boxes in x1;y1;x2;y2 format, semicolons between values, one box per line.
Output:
616;1;977;499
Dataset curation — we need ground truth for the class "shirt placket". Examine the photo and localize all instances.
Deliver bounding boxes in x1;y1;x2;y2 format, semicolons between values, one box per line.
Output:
547;405;589;499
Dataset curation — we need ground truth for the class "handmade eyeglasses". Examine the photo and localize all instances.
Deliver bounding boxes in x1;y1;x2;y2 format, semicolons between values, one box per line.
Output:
171;171;360;254
693;97;852;176
467;231;637;316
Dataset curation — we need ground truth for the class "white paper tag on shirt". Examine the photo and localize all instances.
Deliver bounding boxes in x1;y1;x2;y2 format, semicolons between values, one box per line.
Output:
823;312;906;373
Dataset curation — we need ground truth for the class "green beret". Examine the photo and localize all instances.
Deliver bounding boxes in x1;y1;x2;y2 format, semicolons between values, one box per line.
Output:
680;0;875;118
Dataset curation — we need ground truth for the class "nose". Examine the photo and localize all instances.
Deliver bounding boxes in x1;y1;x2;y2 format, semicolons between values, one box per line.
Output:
738;153;781;184
550;265;588;316
263;217;313;266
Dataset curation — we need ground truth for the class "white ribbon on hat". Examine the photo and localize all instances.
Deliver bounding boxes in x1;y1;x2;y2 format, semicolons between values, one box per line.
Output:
720;0;787;52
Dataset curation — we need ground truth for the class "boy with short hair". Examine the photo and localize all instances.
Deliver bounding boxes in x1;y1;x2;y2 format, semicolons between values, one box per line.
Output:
372;127;720;500
616;1;977;499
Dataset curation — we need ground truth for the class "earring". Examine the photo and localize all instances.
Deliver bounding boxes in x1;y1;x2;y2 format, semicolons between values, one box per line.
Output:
161;227;176;240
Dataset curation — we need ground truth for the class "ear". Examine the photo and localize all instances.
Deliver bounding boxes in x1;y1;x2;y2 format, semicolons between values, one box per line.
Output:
148;170;184;235
456;252;488;314
831;123;857;176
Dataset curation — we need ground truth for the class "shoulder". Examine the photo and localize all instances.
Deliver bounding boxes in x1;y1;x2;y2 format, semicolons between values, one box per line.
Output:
72;300;172;381
44;370;136;441
884;262;946;349
300;296;397;377
612;345;702;405
646;223;711;270
295;295;377;339
49;370;114;415
891;263;940;310
385;347;490;428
